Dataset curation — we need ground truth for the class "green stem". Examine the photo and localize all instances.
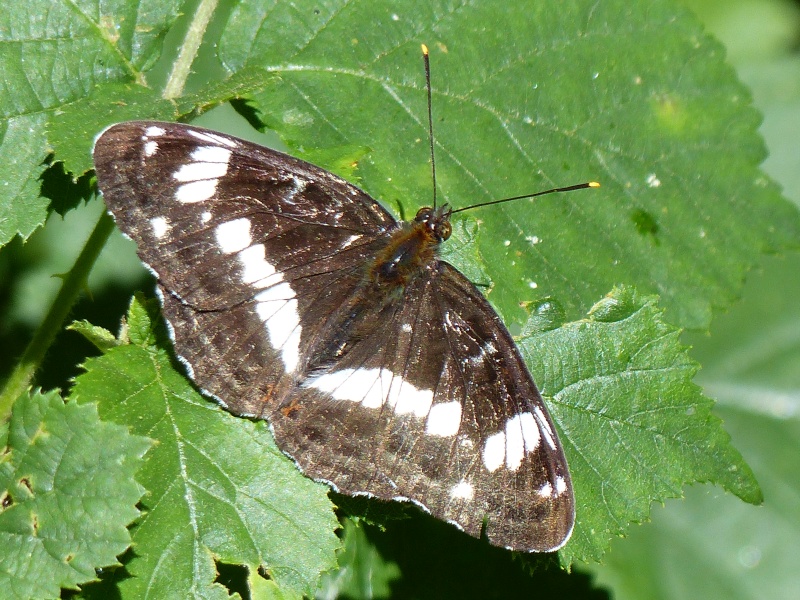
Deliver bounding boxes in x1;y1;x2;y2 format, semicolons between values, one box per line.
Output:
0;211;116;418
163;0;220;99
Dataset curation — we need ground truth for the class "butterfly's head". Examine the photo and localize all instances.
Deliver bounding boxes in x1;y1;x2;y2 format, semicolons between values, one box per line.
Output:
414;205;452;242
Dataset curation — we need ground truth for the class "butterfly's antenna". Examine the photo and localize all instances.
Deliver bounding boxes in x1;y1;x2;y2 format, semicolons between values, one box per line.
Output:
450;181;600;214
421;44;598;214
422;44;438;209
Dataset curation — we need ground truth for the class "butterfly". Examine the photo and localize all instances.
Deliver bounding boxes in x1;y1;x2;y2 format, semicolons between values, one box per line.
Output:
93;119;576;552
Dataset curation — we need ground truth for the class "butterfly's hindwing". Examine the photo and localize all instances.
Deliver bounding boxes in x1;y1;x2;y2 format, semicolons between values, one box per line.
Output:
93;121;574;552
269;261;573;550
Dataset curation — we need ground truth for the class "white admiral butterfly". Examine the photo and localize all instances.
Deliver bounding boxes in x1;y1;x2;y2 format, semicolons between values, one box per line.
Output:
93;53;593;551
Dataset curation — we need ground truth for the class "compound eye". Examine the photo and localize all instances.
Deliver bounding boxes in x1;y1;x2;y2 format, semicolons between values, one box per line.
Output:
415;207;433;222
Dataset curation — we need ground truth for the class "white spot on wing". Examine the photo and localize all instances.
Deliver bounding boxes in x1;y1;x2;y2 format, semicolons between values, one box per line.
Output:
171;145;231;202
282;328;302;372
537;482;553;497
520;411;540;452
191;145;232;163
254;289;285;322
238;244;281;288
173;160;228;182
388;377;434;417
363;372;388;409
253;282;301;372
306;369;352;395
267;301;300;366
144;125;166;137
308;369;376;404
176;179;218;203
319;369;385;409
443;311;454;328
555;475;567;495
401;323;412;333
149;216;170;239
483;431;505;472
340;234;361;249
450;481;474;501
307;368;434;418
215;218;252;253
201;211;212;223
484;412;543;473
144;140;158;157
425;401;462;437
253;281;294;306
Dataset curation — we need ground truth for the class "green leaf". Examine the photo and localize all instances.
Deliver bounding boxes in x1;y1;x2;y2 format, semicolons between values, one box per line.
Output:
217;0;800;330
0;0;184;243
70;296;340;598
590;254;800;599
250;577;302;600
0;0;182;113
0;115;50;244
317;519;401;599
518;286;761;564
0;389;150;600
592;407;799;600
581;2;800;594
68;320;120;352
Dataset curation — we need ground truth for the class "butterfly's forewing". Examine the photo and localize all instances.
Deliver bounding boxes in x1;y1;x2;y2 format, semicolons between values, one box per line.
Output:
95;121;394;412
94;121;574;551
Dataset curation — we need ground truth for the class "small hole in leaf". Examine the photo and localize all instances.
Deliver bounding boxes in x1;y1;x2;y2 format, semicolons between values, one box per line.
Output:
32;513;39;534
214;560;249;599
65;553;74;562
19;477;33;494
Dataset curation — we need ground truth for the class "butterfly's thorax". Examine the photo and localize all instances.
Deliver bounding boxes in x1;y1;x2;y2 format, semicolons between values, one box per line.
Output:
370;205;452;288
307;206;453;372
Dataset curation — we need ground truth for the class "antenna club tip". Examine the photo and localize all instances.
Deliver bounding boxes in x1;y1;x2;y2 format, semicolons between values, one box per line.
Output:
421;43;429;55
589;181;601;188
